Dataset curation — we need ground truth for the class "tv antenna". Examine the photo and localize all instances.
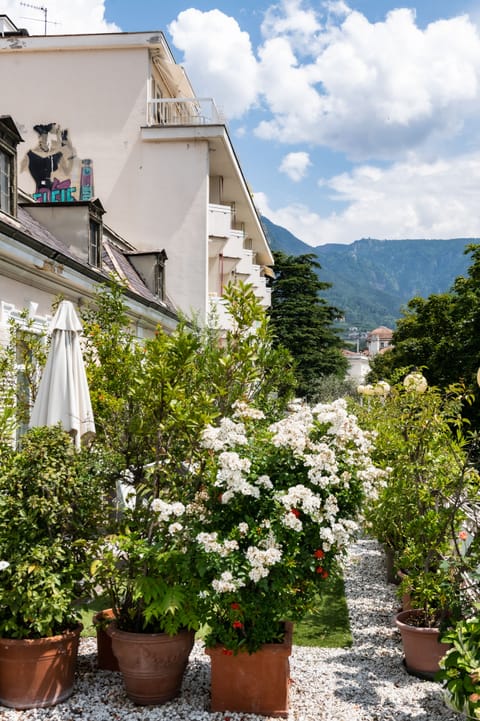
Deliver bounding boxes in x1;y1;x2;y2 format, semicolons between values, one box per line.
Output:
20;2;59;35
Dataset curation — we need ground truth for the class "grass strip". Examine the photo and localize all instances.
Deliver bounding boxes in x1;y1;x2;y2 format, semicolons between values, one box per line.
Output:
293;570;352;647
79;569;352;647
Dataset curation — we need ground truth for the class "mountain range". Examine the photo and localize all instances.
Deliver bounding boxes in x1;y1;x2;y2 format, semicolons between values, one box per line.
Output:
261;216;476;331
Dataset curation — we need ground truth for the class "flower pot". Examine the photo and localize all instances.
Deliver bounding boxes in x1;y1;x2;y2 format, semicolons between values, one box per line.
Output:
0;625;82;709
92;608;119;671
395;609;450;680
205;621;293;718
396;570;413;611
106;622;194;705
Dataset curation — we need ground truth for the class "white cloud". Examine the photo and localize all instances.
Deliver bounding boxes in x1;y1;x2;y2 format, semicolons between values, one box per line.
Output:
168;3;480;158
255;7;480;158
323;1;351;19
257;152;480;246
4;0;119;34
261;0;322;55
279;151;311;181
168;9;259;119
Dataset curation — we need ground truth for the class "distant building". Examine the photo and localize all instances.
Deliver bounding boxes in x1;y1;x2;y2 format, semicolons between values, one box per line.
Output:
366;326;394;357
343;324;393;381
342;350;370;383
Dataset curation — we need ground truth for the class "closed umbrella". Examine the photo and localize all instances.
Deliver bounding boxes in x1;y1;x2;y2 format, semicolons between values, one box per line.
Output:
30;300;95;448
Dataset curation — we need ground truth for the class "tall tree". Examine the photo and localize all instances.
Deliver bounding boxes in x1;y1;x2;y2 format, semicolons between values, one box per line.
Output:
269;251;347;398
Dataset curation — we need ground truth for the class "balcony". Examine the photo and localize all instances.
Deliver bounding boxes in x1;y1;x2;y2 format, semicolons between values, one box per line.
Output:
147;98;224;127
208;294;232;331
234;249;254;277
208;203;232;239
255;282;272;308
222;230;244;260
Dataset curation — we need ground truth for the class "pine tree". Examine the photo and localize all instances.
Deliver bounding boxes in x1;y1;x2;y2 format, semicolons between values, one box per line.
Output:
269;251;347;398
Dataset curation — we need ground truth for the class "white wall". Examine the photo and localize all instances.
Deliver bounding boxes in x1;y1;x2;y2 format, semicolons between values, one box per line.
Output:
346;355;371;382
0;42;209;316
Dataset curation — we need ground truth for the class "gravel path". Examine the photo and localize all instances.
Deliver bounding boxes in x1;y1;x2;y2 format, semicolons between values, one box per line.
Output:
2;538;463;720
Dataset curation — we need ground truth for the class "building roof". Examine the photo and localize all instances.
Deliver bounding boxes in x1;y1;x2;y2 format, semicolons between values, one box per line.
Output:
367;326;393;339
1;203;178;320
103;238;176;313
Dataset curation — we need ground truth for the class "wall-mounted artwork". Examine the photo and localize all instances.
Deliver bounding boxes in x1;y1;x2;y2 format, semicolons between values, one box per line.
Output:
21;123;94;203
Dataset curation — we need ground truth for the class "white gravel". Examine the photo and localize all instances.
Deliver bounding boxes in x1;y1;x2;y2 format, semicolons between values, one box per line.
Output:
1;538;463;720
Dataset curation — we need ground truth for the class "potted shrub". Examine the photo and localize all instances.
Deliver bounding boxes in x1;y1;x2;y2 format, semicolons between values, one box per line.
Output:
92;488;205;704
437;608;480;719
195;398;384;717
360;373;480;678
81;282;297;705
0;425;112;709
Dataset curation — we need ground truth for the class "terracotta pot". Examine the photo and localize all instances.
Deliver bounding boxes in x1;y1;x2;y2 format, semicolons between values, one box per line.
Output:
395;609;450;679
206;621;293;718
0;625;82;709
92;608;119;671
396;570;413;611
106;622;194;705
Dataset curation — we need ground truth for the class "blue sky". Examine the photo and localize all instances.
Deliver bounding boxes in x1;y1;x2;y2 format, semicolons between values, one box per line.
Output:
5;0;480;246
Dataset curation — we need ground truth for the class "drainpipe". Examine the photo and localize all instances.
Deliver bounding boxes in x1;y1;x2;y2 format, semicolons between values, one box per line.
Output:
219;253;224;295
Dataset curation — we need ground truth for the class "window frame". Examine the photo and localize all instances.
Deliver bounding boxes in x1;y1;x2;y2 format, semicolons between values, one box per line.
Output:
0;117;21;217
88;210;103;269
0;139;15;216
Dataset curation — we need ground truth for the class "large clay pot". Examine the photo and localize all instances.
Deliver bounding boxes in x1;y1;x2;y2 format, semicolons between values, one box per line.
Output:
106;622;194;705
92;608;119;671
206;621;293;718
395;609;450;680
0;625;82;709
396;570;413;611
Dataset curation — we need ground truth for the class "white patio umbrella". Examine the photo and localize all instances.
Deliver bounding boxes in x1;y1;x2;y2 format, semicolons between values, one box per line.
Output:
30;300;95;448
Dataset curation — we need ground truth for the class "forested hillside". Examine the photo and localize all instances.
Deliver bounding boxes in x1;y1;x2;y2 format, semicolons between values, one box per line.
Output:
261;216;475;329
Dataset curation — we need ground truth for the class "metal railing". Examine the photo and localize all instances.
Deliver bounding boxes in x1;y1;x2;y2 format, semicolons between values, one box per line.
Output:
147;98;225;127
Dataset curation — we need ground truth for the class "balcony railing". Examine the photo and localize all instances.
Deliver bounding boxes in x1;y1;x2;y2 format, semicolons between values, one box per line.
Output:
208;294;232;331
208;203;232;238
147;98;225;127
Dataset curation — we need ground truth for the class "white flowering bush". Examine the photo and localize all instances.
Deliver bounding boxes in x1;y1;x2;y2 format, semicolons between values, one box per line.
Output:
195;398;384;653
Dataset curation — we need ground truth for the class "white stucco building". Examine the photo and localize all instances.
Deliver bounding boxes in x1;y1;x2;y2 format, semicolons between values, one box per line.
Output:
0;114;179;349
0;16;273;327
343;350;371;383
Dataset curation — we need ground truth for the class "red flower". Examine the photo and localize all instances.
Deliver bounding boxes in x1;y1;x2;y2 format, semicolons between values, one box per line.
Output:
222;648;233;656
316;567;329;579
316;566;324;574
231;602;241;610
232;620;243;629
459;530;468;541
291;508;300;517
314;549;325;559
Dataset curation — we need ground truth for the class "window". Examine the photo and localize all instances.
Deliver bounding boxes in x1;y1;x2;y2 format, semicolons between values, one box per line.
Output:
89;218;102;268
15;334;33;440
0;116;22;216
14;327;45;442
0;303;49;444
0;147;12;214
